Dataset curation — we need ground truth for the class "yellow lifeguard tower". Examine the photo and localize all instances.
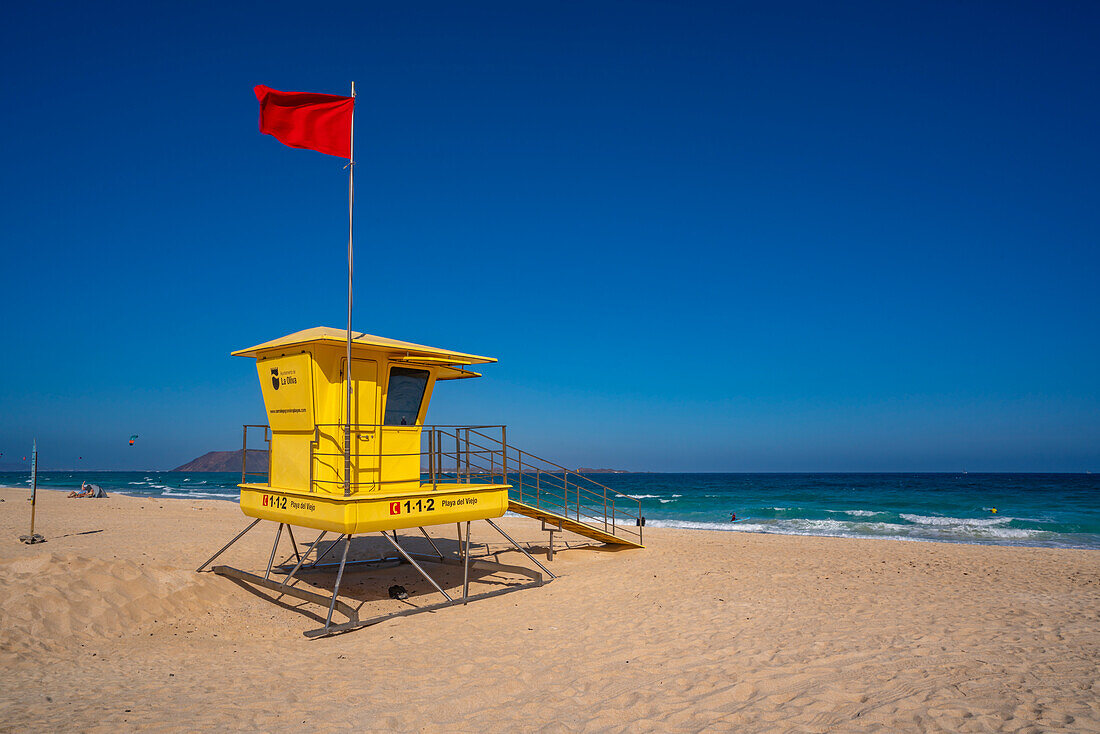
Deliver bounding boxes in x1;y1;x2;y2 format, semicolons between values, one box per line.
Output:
232;326;513;533
198;327;644;637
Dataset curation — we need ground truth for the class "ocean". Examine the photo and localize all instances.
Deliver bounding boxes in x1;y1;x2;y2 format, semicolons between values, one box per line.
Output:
3;471;1097;550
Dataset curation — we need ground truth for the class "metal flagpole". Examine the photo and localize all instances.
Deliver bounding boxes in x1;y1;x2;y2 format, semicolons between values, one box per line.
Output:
344;81;356;497
29;441;37;535
20;440;44;544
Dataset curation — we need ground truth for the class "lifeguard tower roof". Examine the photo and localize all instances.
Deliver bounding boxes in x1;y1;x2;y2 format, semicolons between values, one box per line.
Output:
231;326;496;378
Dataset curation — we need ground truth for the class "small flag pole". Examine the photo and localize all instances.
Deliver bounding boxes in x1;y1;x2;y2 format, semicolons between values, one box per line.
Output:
344;81;356;497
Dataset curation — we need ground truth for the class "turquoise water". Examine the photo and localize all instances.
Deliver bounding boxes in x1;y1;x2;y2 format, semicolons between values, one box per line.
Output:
4;471;1098;550
593;473;1100;550
1;471;244;502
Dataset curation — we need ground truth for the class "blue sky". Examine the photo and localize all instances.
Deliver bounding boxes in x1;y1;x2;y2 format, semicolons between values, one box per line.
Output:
1;2;1097;471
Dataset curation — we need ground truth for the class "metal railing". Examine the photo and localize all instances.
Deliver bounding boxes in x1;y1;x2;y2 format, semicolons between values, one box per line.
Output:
417;425;644;547
241;425;271;483
239;423;643;546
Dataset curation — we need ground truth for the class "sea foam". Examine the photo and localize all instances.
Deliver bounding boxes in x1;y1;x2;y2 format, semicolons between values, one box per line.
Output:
900;513;1010;527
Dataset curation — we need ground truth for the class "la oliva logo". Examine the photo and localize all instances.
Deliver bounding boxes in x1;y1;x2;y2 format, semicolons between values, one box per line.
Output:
270;366;299;391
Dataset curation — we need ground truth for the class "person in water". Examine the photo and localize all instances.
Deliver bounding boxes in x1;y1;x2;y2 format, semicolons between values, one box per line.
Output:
730;512;737;522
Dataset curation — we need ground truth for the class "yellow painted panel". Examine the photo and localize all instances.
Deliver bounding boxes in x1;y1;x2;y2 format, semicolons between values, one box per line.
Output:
269;433;312;492
352;484;509;532
240;485;357;533
344;358;378;428
240;483;509;534
256;352;314;431
309;345;347;429
378;427;422;492
343;358;378;489
311;426;345;493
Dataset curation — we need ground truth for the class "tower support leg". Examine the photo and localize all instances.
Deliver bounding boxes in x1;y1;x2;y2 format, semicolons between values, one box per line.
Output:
382;531;453;602
264;523;284;581
285;524;302;564
310;536;344;568
463;521;472;601
278;531;329;593
324;535;352;632
196;518;261;572
418;526;445;561
485;518;557;579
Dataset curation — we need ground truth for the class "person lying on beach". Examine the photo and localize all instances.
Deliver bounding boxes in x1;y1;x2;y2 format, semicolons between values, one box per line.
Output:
68;482;107;498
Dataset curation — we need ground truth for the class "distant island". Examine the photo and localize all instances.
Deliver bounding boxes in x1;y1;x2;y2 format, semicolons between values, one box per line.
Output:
172;450;269;473
576;467;630;474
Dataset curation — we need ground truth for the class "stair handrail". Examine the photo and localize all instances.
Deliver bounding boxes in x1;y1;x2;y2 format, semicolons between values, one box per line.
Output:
459;428;642;544
466;428;640;503
432;433;641;540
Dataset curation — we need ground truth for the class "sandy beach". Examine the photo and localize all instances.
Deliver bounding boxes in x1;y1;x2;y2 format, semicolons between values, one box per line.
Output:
1;485;1097;732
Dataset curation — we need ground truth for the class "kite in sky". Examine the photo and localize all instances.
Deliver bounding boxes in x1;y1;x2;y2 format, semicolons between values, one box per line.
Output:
129;435;139;446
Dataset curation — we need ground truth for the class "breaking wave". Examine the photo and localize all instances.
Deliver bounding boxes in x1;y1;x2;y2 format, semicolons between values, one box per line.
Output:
900;513;1011;527
643;515;1077;548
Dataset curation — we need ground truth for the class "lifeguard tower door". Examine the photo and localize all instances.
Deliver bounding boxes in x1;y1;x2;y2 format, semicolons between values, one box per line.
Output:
377;365;433;493
340;357;378;490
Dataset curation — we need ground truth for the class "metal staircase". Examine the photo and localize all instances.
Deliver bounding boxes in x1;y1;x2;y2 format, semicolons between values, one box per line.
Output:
422;426;645;548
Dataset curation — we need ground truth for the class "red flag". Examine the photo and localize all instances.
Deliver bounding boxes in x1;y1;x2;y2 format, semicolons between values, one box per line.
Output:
254;85;354;159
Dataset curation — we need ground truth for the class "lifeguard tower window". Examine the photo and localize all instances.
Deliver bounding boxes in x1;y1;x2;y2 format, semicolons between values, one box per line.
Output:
384;367;430;426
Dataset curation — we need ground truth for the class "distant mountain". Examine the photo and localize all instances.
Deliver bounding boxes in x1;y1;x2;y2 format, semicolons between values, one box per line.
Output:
172;450;269;473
